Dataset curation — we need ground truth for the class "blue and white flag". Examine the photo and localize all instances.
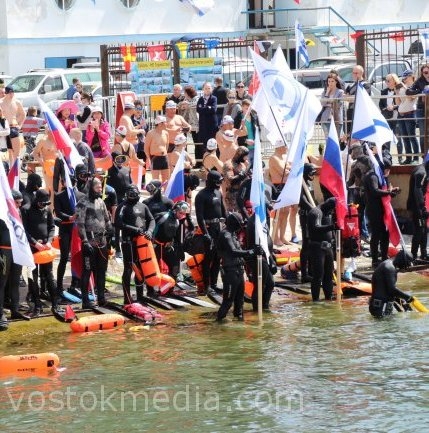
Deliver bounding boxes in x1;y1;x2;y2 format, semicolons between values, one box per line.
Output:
295;20;309;67
351;83;395;157
164;150;185;202
250;129;269;258
420;29;429;60
272;96;309;210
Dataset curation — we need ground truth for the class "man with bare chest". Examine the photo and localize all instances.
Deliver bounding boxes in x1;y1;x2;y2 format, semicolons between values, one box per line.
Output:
164;100;191;153
31;129;58;206
0;86;25;165
216;115;246;163
144;115;170;183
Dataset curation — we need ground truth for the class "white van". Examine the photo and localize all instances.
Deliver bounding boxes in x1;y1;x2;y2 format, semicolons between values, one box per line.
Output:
7;68;102;109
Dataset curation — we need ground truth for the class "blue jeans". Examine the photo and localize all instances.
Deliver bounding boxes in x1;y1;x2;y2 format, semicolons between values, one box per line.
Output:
398;112;420;159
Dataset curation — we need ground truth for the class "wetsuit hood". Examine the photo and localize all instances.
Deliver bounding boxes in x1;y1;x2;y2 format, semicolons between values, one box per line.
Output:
320;197;336;214
226;212;243;232
392;250;413;270
206;170;223;189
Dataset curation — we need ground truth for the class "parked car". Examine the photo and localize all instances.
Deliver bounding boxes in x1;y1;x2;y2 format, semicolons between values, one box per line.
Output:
46;84;102;112
0;74;13;86
7;68;102;109
300;56;356;69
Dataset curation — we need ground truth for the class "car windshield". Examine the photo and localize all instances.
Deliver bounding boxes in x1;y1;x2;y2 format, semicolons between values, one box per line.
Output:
8;75;44;92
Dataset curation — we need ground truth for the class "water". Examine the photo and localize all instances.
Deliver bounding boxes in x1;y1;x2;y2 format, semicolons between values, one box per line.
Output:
1;274;429;433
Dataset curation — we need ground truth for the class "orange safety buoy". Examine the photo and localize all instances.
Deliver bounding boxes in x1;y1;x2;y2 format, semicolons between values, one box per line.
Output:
186;254;205;291
275;250;300;265
159;273;176;295
135;236;161;286
244;280;254;298
95;157;112;172
70;313;125;333
33;248;57;265
281;259;301;273
51;235;60;250
0;352;60;374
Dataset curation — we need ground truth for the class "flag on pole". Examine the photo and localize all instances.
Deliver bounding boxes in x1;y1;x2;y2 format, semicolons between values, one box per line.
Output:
7;157;20;190
61;153;77;212
364;144;402;247
419;29;429;60
320;118;348;229
351;83;395;157
0;161;35;269
164;150;185;202
250;129;269;258
295;20;309;67
39;99;82;170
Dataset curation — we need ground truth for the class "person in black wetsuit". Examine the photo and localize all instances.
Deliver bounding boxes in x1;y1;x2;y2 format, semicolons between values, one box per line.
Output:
107;152;132;258
406;160;429;260
216;212;258;322
143;180;174;218
75;177;113;308
0;190;30;330
244;202;277;312
115;184;155;304
307;197;337;302
152;201;194;285
369;250;414;318
22;172;42;209
195;170;226;295
22;189;59;316
299;163;317;283
54;175;85;296
363;156;400;268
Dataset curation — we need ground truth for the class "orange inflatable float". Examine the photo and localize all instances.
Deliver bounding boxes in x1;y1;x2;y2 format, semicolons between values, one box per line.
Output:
0;352;60;374
70;313;125;333
274;250;300;265
244;280;254;299
51;235;60;250
33;248;57;265
135;236;161;286
186;254;205;292
95;157;112;172
159;274;176;295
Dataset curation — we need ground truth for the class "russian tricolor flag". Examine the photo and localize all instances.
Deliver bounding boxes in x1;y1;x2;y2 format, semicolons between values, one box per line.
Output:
39;99;82;170
164;150;185;202
320;118;348;230
7;157;20;190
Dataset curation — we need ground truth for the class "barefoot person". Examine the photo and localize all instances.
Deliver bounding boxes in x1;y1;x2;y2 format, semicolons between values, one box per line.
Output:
144;115;170;183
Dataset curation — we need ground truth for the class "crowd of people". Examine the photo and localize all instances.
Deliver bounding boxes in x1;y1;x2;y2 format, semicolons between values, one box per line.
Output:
1;63;426;329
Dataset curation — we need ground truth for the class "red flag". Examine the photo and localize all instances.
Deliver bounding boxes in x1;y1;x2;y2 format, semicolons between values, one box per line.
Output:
350;31;365;40
390;32;405;42
294;0;300;4
248;41;261;96
147;44;166;61
381;191;401;246
121;45;137;73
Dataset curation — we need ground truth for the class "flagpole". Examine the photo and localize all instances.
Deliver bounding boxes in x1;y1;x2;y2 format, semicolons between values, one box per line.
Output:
336;229;342;302
257;252;263;324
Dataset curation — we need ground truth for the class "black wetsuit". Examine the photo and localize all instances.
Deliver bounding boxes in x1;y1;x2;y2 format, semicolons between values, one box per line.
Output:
53;187;84;292
307;199;336;301
370;259;411;317
0;220;23;321
115;199;155;303
245;214;275;311
217;220;253;321
195;181;226;292
407;163;428;260
363;169;391;266
75;184;113;307
22;202;57;311
143;192;174;219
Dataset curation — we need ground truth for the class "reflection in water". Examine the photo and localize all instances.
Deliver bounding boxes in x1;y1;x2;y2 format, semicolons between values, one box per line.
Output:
1;277;428;432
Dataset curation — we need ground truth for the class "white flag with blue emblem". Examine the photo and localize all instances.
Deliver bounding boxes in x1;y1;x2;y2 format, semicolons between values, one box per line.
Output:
295;20;309;67
420;29;429;60
250;129;269;258
351;83;395;157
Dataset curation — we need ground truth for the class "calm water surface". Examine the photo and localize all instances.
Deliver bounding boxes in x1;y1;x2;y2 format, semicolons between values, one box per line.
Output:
1;273;428;433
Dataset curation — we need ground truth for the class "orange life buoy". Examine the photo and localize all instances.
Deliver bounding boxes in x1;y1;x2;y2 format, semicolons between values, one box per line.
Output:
70;313;125;333
51;235;60;250
95;157;112;172
0;352;60;374
244;280;254;298
159;273;176;295
135;236;161;286
33;248;57;265
186;254;205;291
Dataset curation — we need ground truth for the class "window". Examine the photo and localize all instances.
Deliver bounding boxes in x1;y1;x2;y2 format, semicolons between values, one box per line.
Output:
54;0;76;11
43;76;64;91
119;0;140;8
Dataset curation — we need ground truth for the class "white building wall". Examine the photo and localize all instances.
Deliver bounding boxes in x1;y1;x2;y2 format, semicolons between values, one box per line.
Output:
1;0;248;75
